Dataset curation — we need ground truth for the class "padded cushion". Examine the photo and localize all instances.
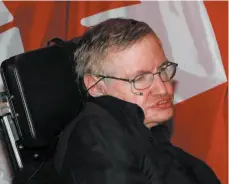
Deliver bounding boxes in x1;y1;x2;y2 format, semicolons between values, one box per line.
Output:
1;41;83;148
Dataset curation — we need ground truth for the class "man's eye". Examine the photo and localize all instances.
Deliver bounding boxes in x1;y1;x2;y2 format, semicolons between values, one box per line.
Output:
135;75;144;81
160;66;167;71
160;63;171;71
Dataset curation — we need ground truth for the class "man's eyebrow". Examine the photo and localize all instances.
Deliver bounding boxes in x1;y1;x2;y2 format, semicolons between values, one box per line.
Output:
127;69;150;78
127;61;169;78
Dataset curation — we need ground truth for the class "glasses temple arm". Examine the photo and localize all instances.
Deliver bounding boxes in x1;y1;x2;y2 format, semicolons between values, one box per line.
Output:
98;75;131;83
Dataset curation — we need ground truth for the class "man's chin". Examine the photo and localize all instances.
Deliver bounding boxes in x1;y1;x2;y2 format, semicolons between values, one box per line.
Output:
144;120;169;129
144;108;174;123
144;113;174;128
144;122;159;129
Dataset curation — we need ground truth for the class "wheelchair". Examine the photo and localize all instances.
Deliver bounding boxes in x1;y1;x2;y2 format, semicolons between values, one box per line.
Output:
0;37;85;184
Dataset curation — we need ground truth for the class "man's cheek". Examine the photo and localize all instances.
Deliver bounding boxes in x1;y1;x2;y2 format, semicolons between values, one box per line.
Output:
167;83;174;94
134;96;145;109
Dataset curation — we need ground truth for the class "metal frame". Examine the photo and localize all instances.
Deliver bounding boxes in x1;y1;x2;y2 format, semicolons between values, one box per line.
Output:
0;99;23;171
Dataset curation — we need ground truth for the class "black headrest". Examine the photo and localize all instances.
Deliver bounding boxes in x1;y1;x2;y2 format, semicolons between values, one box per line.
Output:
0;38;84;148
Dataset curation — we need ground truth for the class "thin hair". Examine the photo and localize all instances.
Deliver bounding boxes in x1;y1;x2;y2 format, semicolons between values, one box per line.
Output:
74;18;159;81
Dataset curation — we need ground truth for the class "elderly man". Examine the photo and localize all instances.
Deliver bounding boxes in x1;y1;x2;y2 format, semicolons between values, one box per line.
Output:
57;18;220;184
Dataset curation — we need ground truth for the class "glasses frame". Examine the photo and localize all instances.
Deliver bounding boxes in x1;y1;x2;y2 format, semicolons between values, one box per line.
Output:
96;61;178;91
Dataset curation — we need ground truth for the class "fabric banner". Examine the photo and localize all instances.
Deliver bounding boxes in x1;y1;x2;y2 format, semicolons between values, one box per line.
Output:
0;1;227;184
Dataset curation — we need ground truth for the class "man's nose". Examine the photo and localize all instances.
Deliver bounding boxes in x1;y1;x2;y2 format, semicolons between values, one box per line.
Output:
150;74;168;96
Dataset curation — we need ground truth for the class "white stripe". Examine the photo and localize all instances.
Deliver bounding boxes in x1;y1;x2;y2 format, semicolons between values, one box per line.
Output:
0;1;13;26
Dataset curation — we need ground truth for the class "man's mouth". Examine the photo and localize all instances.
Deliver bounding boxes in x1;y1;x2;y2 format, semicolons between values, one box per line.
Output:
158;99;169;105
150;98;173;109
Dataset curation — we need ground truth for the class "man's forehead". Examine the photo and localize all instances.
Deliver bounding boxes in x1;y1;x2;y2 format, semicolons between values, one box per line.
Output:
107;35;167;77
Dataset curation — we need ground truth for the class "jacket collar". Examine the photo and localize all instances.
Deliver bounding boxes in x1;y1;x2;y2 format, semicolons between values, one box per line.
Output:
88;95;145;121
87;95;171;144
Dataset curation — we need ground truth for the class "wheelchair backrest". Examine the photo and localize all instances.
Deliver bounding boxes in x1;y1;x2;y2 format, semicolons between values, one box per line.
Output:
1;38;83;149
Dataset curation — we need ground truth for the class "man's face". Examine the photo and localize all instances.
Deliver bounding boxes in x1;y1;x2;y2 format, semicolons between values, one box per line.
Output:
104;35;174;128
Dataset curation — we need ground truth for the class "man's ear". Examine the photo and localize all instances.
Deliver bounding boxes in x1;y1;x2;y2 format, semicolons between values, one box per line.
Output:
84;74;106;97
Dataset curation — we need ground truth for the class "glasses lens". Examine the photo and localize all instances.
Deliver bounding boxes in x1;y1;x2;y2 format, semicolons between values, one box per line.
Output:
160;63;177;82
134;73;153;90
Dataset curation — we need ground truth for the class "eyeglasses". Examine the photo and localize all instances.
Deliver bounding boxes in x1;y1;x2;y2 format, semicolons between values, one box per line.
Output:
96;61;178;90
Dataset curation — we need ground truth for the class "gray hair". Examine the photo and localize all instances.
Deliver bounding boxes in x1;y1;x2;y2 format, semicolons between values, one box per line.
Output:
74;18;159;80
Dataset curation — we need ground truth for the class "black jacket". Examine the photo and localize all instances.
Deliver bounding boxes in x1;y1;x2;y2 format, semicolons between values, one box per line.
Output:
55;95;220;184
